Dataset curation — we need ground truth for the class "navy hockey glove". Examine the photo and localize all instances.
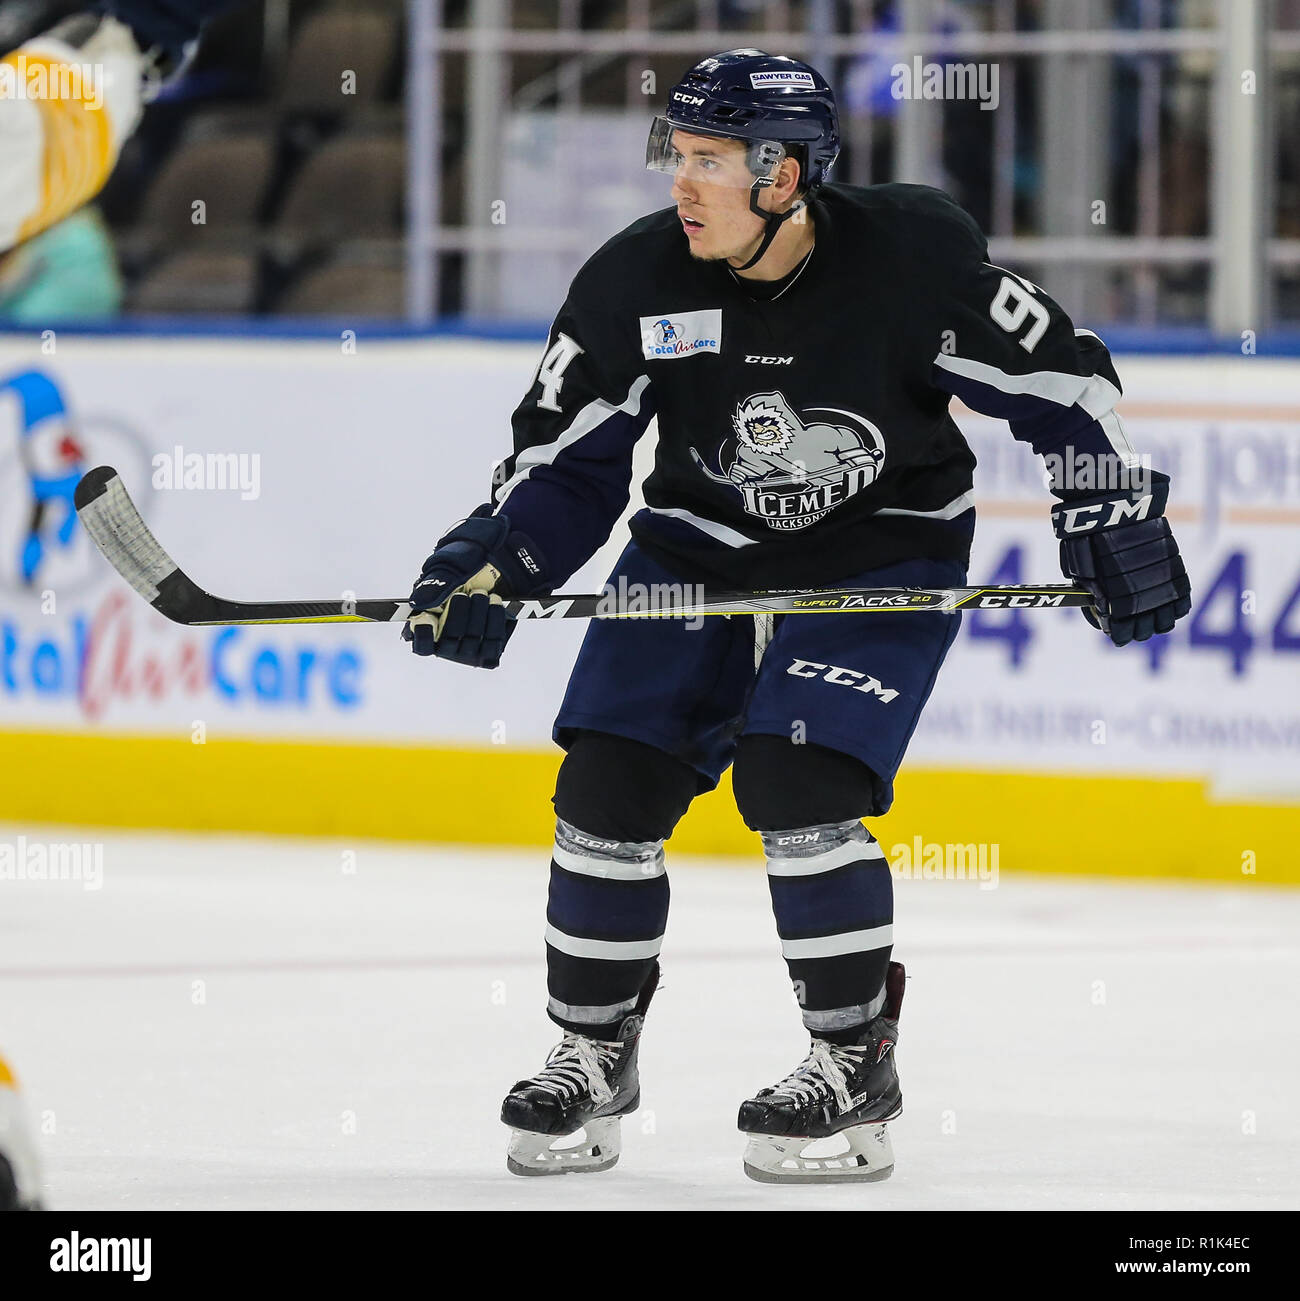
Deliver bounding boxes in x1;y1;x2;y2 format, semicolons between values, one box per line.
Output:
1052;470;1191;647
402;506;548;667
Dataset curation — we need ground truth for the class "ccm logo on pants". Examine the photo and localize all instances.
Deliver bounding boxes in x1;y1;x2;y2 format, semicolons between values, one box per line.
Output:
786;659;900;702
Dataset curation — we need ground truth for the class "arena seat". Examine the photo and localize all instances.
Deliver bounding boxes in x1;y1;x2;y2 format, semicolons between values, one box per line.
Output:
273;257;406;317
269;132;406;246
119;128;274;269
127;250;259;315
277;6;400;116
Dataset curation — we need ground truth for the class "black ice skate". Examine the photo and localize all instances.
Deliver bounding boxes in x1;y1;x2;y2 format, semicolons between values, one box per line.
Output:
738;961;905;1183
501;966;657;1176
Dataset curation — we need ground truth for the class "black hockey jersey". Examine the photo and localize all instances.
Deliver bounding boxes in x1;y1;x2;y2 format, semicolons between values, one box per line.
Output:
491;182;1136;591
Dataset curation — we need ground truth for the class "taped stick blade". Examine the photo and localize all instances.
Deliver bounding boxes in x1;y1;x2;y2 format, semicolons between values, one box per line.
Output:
73;465;187;615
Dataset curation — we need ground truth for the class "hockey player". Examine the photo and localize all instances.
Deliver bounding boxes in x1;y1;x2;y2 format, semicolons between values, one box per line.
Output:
404;50;1191;1182
0;0;237;1213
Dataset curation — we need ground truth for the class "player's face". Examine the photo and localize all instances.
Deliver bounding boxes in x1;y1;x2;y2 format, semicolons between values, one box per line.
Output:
668;131;769;263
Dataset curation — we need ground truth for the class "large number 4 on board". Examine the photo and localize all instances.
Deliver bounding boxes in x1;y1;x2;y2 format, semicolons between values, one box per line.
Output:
1272;571;1300;654
1187;551;1252;677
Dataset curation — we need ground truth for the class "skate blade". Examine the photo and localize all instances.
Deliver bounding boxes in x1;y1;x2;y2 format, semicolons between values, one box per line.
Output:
741;1123;895;1184
505;1116;621;1177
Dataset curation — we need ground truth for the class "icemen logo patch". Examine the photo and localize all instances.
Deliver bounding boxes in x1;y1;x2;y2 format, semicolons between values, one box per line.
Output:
639;309;722;360
690;390;886;530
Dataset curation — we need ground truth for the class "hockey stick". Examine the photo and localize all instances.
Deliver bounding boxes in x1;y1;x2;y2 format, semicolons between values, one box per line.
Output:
73;465;1093;627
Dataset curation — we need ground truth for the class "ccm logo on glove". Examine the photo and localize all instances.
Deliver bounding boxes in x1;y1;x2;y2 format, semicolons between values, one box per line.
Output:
1054;491;1156;535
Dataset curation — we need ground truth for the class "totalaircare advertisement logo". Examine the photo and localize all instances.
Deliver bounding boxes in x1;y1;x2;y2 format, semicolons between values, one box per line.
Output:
0;366;365;725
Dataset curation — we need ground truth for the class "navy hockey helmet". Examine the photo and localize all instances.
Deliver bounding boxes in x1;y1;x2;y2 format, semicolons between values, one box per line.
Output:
649;48;840;195
647;49;839;269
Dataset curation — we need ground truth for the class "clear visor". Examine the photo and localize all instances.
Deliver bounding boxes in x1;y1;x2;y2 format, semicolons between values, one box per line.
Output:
645;117;787;189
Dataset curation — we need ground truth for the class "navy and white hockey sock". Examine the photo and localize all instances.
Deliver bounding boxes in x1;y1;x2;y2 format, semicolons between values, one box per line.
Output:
761;819;893;1041
544;818;668;1039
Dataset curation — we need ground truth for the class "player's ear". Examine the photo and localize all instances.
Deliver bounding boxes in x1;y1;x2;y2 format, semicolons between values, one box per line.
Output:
775;155;803;205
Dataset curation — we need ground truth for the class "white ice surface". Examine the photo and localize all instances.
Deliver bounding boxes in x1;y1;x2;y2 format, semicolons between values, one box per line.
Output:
1;824;1297;1211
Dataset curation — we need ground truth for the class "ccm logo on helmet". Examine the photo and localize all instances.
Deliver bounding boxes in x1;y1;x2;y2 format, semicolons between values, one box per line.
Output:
786;658;900;702
672;92;706;105
1057;493;1154;534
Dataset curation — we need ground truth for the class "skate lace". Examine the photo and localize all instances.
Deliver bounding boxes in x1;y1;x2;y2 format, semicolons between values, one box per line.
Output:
522;1034;619;1107
768;1040;870;1112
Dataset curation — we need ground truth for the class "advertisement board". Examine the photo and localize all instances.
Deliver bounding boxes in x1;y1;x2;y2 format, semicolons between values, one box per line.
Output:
1;335;1296;878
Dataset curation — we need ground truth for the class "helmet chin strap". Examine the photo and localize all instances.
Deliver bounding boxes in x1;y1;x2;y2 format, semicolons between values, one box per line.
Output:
731;183;806;273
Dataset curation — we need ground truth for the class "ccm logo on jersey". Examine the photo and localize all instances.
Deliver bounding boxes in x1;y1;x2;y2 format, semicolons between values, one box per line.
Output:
744;354;794;365
1055;492;1155;534
786;658;900;702
639;309;722;360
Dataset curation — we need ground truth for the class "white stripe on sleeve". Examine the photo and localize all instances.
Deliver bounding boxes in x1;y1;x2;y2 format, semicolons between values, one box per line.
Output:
932;352;1123;419
932;352;1134;459
496;374;651;508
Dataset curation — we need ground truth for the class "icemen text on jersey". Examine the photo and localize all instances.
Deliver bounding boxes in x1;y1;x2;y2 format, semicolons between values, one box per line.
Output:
493;182;1136;591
